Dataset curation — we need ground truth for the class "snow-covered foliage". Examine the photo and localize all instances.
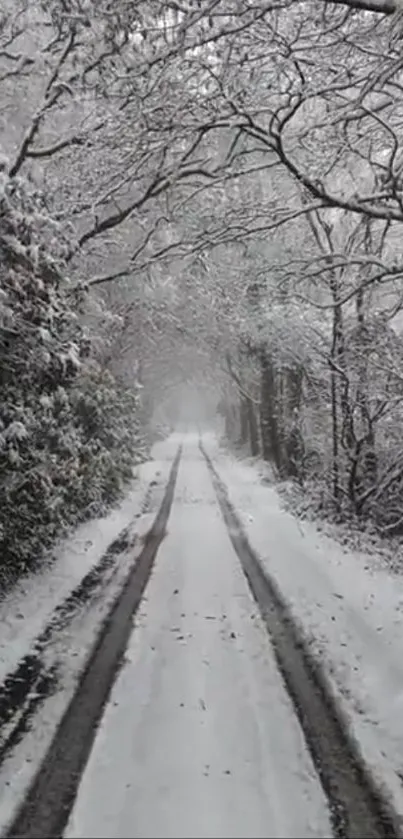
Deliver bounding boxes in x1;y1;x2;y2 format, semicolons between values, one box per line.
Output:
0;171;146;583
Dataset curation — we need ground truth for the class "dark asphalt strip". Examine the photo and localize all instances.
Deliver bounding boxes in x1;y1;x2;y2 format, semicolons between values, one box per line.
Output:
5;446;182;839
201;441;402;839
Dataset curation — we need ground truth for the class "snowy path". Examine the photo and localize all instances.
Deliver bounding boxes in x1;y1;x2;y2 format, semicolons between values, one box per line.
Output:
0;440;175;835
65;439;331;839
207;441;403;819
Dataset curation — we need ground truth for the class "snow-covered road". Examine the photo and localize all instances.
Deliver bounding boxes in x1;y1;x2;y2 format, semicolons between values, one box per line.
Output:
65;438;331;839
207;441;403;821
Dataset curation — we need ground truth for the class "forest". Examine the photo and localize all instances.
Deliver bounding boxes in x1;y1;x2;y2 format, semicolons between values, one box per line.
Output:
2;0;403;582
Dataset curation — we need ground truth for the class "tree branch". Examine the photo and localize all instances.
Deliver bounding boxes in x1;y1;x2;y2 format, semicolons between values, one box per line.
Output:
8;29;77;178
320;0;398;13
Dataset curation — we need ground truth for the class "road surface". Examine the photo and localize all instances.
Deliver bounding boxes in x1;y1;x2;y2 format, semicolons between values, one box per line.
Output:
64;438;331;839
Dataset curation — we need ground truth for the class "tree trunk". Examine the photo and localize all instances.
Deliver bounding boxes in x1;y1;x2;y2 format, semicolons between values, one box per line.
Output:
260;351;281;469
239;397;249;445
246;397;259;456
330;363;340;504
329;270;345;506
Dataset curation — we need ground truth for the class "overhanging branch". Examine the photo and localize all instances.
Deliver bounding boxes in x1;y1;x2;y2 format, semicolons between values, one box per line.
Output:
320;0;397;12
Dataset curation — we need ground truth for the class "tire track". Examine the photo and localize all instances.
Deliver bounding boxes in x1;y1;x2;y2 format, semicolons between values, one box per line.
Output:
201;441;402;839
5;446;182;839
0;478;155;765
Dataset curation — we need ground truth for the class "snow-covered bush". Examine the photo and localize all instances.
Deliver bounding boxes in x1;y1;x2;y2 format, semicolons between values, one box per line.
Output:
0;172;146;584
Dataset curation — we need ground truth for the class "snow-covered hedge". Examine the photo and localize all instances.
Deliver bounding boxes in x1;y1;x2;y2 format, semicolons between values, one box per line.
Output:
0;171;146;585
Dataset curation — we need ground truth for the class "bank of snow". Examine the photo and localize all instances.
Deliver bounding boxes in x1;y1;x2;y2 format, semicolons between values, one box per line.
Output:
206;437;403;818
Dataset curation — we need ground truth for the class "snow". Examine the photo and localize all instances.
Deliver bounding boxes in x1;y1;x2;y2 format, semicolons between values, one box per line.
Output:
0;442;172;687
4;431;403;836
66;438;330;839
207;439;403;816
0;439;176;835
2;438;178;665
